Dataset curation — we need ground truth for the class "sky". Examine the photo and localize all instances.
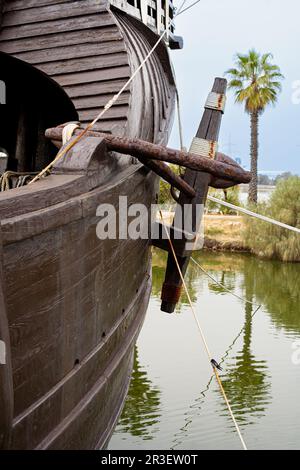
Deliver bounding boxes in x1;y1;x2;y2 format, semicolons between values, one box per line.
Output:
169;0;300;174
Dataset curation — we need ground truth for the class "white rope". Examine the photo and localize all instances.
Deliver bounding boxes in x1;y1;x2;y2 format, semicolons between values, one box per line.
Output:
177;0;202;16
159;209;248;450
207;195;300;234
175;89;186;151
62;122;80;145
205;92;226;112
189;137;218;159
191;257;261;308
29;0;192;185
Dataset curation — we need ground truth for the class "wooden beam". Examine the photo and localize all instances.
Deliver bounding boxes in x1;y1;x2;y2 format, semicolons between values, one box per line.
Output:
0;227;13;449
161;78;227;313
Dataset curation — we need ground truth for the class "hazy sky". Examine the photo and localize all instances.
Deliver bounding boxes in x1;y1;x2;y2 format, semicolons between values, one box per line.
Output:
169;0;300;174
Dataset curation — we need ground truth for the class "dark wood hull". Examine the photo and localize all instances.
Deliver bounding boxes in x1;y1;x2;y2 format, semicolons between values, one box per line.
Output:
0;159;156;450
0;0;176;449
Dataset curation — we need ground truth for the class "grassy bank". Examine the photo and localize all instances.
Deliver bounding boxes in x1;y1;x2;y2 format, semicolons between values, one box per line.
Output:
159;212;248;252
203;215;248;252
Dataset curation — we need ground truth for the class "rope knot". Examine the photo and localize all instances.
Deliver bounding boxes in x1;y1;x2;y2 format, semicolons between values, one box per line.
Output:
104;97;117;111
211;359;223;371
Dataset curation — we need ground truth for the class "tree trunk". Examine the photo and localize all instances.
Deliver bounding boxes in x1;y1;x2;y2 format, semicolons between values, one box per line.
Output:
248;111;259;204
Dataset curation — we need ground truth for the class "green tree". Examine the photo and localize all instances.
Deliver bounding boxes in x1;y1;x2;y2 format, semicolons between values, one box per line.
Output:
244;177;300;261
225;50;284;203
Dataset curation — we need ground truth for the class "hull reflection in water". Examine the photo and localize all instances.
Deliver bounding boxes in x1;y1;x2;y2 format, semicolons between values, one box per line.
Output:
114;347;161;440
109;250;300;450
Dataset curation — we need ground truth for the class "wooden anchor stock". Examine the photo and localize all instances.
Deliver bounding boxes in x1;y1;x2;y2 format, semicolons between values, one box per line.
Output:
160;77;228;313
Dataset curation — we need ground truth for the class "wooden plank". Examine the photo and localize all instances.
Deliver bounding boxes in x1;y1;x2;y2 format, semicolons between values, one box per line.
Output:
11;245;151;449
13;40;126;65
4;0;75;12
12;295;146;450
3;1;108;27
83;120;127;133
0;26;121;54
161;78;227;313
64;79;129;99
0;228;13;449
3;172;153;420
55;66;131;87
0;14;112;40
78;105;129;121
37;52;128;75
0;175;87;220
72;92;130;110
9;244;148;419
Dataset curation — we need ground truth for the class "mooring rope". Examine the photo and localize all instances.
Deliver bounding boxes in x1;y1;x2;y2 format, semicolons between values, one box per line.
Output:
175;88;186;152
171;295;261;450
29;0;194;185
158;209;248;450
207;195;300;234
178;0;202;16
190;257;261;308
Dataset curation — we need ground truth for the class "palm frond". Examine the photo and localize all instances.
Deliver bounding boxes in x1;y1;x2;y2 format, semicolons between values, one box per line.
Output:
224;49;284;114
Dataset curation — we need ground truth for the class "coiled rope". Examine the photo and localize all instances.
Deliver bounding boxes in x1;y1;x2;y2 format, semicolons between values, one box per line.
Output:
0;171;39;191
158;209;248;450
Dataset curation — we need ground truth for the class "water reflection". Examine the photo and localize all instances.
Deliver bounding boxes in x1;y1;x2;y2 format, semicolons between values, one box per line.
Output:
152;250;300;335
111;250;300;449
152;249;201;309
115;347;161;440
151;251;295;439
243;256;300;334
171;300;270;448
219;300;271;425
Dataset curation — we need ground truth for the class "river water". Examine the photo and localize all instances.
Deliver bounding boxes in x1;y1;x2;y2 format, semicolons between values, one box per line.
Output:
109;249;300;450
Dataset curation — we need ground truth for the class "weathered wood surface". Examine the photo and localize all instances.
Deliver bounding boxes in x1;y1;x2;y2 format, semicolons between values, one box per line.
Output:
161;78;227;313
0;227;13;449
140;159;196;198
2;163;156;449
0;1;176;141
0;0;176;450
46;127;251;184
0;51;78;173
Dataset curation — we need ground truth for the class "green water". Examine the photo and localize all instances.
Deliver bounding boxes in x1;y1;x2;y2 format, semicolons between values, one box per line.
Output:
109;250;300;450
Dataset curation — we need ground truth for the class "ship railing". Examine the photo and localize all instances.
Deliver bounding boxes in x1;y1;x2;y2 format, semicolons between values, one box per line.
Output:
109;0;177;42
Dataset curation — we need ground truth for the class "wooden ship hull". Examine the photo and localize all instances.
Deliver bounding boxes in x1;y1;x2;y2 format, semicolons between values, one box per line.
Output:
0;0;177;449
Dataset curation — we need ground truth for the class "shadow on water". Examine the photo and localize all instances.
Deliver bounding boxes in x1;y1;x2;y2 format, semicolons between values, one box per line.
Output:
115;346;161;440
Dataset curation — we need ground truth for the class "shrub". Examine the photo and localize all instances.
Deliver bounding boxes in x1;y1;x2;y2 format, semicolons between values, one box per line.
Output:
206;186;241;215
243;177;300;262
158;164;181;205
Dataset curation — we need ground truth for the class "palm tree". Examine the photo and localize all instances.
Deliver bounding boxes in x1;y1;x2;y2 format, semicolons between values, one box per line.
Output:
225;50;284;203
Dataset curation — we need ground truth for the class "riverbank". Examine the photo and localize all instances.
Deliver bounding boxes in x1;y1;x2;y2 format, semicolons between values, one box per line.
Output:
159;212;248;252
203;214;248;252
